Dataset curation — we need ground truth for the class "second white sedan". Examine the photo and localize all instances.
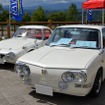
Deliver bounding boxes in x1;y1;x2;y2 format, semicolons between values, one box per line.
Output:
0;25;52;64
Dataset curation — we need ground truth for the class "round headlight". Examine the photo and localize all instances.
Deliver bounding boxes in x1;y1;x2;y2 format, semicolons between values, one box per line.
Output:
61;72;74;83
22;65;30;76
74;72;87;83
15;64;22;74
6;52;15;60
15;63;30;77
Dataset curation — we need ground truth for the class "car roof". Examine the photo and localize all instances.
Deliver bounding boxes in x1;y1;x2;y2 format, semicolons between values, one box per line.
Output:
56;24;105;30
19;25;51;30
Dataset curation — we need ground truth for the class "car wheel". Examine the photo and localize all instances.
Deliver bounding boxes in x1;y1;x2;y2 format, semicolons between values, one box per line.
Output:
90;70;102;97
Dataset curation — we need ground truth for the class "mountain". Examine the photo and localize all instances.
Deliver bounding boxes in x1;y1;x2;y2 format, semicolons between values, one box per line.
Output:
3;1;82;14
24;2;82;11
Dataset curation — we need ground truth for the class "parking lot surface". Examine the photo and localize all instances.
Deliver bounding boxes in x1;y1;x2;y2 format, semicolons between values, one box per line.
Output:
0;64;105;105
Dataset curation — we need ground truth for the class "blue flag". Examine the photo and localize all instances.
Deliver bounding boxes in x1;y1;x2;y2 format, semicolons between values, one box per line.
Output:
88;9;92;21
10;0;23;22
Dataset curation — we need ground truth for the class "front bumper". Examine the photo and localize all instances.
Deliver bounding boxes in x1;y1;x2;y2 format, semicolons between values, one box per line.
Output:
0;49;23;64
22;75;92;96
0;53;16;64
0;54;6;64
18;64;92;97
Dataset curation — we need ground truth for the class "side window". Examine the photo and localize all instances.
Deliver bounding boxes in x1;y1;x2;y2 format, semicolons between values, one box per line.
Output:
34;29;42;39
102;28;105;47
44;29;51;39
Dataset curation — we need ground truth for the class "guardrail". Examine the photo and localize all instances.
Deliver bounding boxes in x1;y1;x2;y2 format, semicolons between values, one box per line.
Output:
0;21;103;38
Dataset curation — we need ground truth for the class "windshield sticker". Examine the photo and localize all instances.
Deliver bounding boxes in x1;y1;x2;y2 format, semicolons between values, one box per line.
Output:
50;38;72;46
70;31;80;35
57;38;72;44
76;41;96;48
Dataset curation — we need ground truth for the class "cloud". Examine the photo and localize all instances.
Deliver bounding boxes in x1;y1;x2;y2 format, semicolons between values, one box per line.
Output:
23;0;84;6
0;0;9;5
0;0;84;6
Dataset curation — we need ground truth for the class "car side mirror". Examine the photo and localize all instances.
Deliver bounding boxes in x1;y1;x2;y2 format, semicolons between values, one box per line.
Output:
35;43;39;49
34;38;37;43
99;49;104;55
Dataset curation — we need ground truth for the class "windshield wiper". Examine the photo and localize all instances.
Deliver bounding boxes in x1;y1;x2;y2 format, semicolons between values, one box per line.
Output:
58;43;70;46
50;43;70;47
15;35;22;37
70;46;96;49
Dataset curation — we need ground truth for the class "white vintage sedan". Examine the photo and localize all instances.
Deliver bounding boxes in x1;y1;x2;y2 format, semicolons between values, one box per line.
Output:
0;25;52;64
15;25;105;97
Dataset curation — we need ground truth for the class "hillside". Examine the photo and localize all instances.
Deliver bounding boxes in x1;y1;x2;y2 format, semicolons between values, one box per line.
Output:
3;1;82;14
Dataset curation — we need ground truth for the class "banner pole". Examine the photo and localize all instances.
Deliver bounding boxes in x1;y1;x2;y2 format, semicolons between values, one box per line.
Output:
7;2;11;38
102;9;104;25
82;9;84;24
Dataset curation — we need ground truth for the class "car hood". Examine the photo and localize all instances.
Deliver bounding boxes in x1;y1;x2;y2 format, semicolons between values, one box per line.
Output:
18;46;99;69
0;37;35;50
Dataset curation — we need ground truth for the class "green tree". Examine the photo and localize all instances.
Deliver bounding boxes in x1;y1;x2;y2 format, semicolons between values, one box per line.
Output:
0;4;3;12
31;6;46;21
22;12;31;21
0;9;9;21
0;4;9;21
66;4;78;21
48;12;66;21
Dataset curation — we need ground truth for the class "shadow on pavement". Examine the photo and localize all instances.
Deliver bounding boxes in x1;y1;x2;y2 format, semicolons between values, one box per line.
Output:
0;63;14;71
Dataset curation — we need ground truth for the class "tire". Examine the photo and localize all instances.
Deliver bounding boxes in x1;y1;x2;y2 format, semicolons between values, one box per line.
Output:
90;70;102;97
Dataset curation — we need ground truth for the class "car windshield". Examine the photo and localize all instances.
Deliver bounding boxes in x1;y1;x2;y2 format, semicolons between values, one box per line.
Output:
13;28;43;39
47;27;100;49
13;28;26;37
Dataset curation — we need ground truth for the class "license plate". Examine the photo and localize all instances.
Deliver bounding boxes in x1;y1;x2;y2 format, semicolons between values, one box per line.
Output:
35;84;53;96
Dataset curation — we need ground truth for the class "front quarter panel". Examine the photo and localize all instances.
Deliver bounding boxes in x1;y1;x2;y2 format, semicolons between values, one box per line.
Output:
84;52;103;92
24;42;35;52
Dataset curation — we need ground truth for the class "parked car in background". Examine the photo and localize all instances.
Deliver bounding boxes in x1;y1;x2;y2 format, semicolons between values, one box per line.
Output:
15;25;105;97
0;25;52;64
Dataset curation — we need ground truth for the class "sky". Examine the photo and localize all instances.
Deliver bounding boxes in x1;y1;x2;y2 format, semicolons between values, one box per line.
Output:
0;0;85;7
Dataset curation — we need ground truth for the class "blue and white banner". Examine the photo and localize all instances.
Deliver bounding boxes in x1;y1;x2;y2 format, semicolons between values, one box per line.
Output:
88;9;92;21
10;0;23;22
